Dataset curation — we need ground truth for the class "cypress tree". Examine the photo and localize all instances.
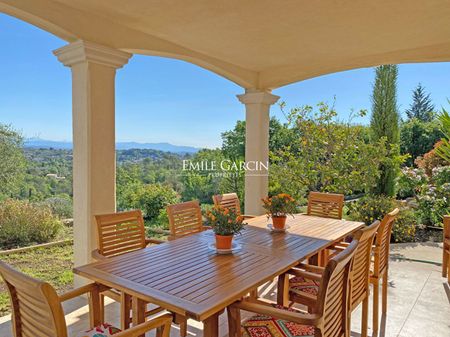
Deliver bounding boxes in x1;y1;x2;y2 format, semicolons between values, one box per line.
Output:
370;65;400;196
405;83;435;122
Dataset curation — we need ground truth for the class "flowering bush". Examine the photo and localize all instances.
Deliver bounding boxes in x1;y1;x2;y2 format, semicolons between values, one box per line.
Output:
262;193;297;218
206;205;246;236
416;183;450;227
415;141;447;177
392;209;417;243
431;166;450;185
347;195;396;225
396;167;427;199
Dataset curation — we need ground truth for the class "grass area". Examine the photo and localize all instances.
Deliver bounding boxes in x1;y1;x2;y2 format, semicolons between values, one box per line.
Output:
0;243;73;316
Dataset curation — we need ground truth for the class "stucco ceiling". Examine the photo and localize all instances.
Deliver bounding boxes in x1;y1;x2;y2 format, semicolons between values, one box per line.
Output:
2;0;450;89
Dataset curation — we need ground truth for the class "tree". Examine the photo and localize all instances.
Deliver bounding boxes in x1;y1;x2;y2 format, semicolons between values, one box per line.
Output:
220;118;295;205
0;124;26;198
405;83;435;122
400;119;442;165
370;65;401;196
270;102;387;203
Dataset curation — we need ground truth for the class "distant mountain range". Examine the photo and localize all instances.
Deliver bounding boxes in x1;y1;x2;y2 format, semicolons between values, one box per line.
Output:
24;138;200;154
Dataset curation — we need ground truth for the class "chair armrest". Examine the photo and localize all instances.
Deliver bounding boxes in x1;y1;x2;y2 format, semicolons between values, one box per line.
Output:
286;269;323;282
113;313;173;337
297;263;325;274
329;241;349;251
231;299;322;326
145;238;166;245
91;249;107;261
243;214;257;219
202;226;212;230
59;283;98;302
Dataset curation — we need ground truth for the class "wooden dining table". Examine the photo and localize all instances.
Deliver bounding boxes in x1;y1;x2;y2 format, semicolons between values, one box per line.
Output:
74;214;363;336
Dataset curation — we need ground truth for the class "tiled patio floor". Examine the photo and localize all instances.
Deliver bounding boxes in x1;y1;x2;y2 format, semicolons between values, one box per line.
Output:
0;244;448;337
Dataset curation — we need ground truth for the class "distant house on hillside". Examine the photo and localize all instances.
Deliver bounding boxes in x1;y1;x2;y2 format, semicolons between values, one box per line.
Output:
46;173;66;180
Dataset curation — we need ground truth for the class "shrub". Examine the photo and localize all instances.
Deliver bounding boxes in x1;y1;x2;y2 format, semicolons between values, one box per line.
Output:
416;183;450;227
415;141;447;177
392;209;417;243
120;183;179;222
396;167;427;199
347;194;396;225
0;199;62;248
431;166;450;185
400;118;442;166
39;196;73;219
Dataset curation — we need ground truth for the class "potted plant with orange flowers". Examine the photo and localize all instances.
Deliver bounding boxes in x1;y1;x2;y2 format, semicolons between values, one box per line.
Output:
206;205;246;250
262;193;297;230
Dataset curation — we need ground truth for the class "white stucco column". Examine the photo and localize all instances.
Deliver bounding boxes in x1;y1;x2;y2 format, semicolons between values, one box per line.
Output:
237;89;279;215
54;41;131;284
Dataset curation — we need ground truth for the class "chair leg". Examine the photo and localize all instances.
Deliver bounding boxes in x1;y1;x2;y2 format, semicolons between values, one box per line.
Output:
277;274;289;307
361;296;369;337
372;279;379;337
447;254;450;283
443;248;448;278
382;270;388;314
227;306;241;337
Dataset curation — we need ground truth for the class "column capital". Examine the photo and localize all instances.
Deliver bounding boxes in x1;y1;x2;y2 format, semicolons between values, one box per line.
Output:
237;89;280;105
53;40;132;68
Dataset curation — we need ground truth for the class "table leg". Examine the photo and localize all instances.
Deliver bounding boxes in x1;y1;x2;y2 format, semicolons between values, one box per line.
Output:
203;310;222;337
132;297;146;337
120;293;131;329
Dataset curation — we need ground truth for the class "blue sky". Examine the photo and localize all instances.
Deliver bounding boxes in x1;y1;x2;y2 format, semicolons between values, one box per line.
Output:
1;14;450;148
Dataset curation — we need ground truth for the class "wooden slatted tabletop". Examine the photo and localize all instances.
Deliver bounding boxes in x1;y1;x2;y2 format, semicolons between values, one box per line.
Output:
74;214;363;335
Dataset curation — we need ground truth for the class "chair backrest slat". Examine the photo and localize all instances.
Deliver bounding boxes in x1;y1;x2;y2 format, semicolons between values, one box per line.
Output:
212;193;242;216
166;200;203;239
0;262;67;337
307;192;344;219
95;210;147;257
316;240;358;337
373;208;399;276
349;221;380;310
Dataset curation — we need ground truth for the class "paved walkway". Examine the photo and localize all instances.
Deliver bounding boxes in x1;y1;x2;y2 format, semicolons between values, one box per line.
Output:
0;244;448;336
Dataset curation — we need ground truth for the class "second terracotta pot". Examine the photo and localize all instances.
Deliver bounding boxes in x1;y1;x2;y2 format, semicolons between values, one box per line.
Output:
215;234;233;249
272;215;287;229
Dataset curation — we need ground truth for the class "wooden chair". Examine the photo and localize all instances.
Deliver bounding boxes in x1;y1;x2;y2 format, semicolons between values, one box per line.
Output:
227;240;358;337
0;261;172;337
307;191;345;219
279;221;380;337
93;210;166;330
443;216;450;283
212;193;255;219
94;210;164;259
166;200;209;240
370;208;399;337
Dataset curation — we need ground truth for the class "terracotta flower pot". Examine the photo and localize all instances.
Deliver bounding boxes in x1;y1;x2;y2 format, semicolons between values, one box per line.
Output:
272;215;287;229
215;234;233;250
